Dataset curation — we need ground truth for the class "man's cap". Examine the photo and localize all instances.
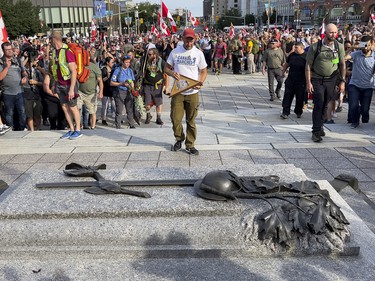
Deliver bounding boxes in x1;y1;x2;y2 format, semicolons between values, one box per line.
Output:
270;39;278;44
183;28;195;39
358;41;370;48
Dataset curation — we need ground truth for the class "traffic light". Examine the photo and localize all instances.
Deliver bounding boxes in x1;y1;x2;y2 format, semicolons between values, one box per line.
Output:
216;15;219;21
140;18;144;24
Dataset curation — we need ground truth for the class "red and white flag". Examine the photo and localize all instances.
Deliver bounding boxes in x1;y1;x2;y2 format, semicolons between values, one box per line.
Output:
189;11;199;27
319;19;325;39
151;25;160;37
0;10;9;57
229;23;235;39
159;14;171;37
371;13;375;24
161;1;177;33
90;18;97;43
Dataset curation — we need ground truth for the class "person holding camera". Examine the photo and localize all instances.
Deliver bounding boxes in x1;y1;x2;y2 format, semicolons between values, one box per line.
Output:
23;54;44;131
0;42;28;131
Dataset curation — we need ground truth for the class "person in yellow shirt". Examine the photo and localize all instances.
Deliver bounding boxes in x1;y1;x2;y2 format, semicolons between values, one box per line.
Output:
246;35;256;74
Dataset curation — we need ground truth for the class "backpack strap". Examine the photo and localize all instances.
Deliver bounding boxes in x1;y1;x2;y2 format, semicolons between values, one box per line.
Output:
311;40;322;73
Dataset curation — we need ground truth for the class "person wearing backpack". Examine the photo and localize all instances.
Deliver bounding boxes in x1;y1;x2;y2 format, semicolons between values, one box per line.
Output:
50;31;82;140
141;48;166;125
306;24;346;142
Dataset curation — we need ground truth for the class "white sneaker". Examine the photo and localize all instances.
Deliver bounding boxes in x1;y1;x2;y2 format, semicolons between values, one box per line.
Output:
332;112;338;118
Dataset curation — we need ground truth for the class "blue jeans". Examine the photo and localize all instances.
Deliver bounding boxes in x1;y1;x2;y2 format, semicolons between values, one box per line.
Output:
348;85;373;124
3;93;26;130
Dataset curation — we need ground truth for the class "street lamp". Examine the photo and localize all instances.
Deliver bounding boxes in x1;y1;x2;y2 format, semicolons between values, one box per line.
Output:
135;5;139;35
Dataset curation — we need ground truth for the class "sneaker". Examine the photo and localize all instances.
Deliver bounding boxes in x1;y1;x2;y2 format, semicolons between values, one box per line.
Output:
61;131;73;139
43;119;50;126
102;120;108;126
320;128;326;137
186;147;199;155
332;112;338;118
270;96;275;101
0;126;11;135
129;125;136;129
350;123;359;129
312;131;322;142
324;119;335;124
280;114;288;119
173;140;182;151
296;114;302;118
69;131;82;140
336;106;343;113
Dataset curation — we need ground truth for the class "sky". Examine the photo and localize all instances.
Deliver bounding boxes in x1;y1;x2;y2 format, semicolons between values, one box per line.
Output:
134;0;203;17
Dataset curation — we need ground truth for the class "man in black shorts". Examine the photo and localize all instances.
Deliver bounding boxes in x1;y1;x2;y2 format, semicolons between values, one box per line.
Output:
142;48;165;125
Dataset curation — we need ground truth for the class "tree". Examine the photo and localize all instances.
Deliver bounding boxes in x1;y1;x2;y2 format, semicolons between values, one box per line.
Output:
216;8;244;30
262;8;277;25
245;14;255;25
132;2;159;33
0;0;46;37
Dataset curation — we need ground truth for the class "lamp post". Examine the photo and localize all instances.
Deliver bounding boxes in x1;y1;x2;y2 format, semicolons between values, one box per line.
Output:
135;4;139;35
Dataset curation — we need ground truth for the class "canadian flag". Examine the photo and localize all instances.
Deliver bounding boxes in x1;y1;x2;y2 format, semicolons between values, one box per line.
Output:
229;23;235;39
0;10;8;57
90;18;97;43
159;13;171;37
189;11;199;27
371;13;375;24
319;19;325;39
151;25;160;37
161;1;177;33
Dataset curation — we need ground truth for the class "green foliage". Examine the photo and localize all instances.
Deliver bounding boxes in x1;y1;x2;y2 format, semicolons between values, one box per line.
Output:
261;8;277;25
217;8;244;30
134;2;159;33
0;0;45;37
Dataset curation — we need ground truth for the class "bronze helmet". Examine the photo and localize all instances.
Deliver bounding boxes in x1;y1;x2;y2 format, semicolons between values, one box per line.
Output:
195;170;241;201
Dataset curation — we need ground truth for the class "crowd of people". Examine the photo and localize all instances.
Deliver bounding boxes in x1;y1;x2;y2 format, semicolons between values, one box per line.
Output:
0;22;374;148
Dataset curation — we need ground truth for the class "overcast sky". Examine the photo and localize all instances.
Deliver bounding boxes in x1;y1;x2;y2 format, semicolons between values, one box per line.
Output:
134;0;203;17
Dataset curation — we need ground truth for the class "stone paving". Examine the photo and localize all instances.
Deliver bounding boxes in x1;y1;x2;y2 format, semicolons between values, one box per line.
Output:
1;68;374;234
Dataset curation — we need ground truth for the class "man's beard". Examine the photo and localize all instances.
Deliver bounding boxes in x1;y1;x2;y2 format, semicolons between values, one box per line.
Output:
326;36;336;42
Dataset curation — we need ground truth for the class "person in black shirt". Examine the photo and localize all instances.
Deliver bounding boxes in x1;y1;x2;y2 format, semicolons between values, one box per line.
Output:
141;48;166;125
280;42;307;118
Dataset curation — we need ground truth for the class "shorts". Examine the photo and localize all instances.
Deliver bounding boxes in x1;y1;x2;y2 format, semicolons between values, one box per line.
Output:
143;84;163;107
56;83;79;107
77;90;98;114
214;57;224;64
25;99;42;119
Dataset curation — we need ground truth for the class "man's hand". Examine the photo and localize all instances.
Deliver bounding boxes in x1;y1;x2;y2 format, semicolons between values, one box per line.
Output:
306;82;314;95
68;89;75;100
171;71;180;81
262;68;266;75
21;76;28;85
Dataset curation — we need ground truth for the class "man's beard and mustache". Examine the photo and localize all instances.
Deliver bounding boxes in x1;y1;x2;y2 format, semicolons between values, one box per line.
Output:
326;35;336;42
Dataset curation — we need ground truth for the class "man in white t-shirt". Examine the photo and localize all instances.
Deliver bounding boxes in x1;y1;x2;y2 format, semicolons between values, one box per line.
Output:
165;28;208;155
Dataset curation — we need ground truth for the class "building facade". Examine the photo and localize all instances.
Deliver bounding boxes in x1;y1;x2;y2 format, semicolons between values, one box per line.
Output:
299;0;375;26
27;0;94;35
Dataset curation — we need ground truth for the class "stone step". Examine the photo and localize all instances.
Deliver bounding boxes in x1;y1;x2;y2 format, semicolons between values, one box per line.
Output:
0;165;363;260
